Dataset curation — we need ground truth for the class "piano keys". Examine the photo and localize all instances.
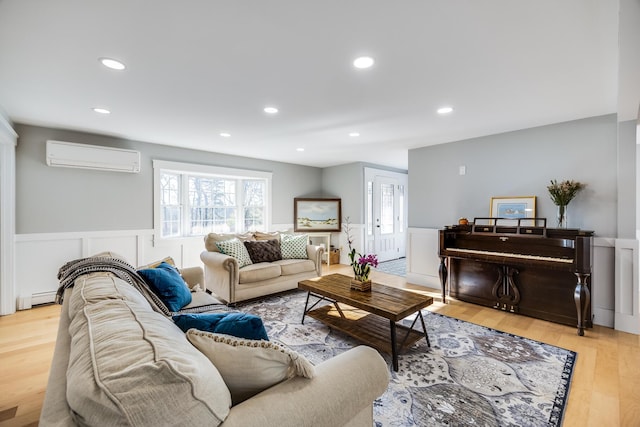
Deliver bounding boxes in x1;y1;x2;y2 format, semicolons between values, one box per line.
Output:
439;218;593;336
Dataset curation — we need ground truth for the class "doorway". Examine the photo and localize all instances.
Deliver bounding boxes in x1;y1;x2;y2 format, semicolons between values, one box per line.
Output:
364;168;408;263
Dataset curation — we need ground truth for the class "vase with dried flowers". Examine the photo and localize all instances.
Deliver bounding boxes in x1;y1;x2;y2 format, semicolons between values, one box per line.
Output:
547;179;585;228
343;217;378;290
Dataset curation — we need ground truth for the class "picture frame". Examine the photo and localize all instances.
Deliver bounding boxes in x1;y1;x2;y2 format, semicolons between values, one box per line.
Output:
490;196;536;221
294;198;342;232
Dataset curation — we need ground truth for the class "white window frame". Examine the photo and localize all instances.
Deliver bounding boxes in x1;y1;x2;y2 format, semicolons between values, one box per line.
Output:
153;160;272;240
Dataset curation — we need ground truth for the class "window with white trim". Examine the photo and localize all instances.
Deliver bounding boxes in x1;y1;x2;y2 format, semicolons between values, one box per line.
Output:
154;160;271;238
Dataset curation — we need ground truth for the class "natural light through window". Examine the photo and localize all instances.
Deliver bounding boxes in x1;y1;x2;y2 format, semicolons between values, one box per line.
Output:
154;160;271;239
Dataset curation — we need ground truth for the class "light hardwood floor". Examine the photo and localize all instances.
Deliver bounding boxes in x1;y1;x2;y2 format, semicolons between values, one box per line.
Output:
1;264;639;427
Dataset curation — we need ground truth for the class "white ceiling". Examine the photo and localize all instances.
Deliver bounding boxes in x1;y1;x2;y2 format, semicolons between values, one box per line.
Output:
0;1;624;169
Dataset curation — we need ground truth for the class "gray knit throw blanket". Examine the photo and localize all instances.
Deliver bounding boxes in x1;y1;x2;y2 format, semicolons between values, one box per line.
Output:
56;255;172;316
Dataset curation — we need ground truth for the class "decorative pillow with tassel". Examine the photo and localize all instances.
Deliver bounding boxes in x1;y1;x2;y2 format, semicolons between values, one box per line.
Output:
186;330;315;405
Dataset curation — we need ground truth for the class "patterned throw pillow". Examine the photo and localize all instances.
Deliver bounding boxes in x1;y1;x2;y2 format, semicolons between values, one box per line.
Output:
280;234;308;259
186;330;315;405
215;238;253;268
244;239;282;263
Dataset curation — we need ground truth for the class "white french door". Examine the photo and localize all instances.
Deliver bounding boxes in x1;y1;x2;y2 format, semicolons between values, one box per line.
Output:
364;168;407;263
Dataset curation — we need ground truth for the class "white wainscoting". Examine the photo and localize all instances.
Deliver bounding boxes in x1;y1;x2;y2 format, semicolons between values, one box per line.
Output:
405;227;620;330
593;237;615;329
15;230;206;309
614;238;639;334
14;224;297;310
405;228;441;290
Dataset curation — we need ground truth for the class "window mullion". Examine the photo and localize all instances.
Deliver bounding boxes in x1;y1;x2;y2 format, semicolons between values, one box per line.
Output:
237;178;244;233
181;173;190;236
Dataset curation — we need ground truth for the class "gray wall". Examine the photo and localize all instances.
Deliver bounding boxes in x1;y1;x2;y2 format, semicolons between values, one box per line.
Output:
322;162;408;225
618;119;637;238
15;124;323;233
321;163;364;223
408;114;620;237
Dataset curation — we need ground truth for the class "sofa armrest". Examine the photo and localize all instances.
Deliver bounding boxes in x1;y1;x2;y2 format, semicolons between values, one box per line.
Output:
306;245;324;276
200;251;239;304
40;289;76;426
221;346;389;427
179;266;204;290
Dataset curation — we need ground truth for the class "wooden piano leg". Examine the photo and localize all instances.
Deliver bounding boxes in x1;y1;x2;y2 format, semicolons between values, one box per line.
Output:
574;273;591;336
439;257;448;303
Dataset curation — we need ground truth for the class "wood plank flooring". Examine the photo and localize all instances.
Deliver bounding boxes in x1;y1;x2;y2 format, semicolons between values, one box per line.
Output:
0;264;638;426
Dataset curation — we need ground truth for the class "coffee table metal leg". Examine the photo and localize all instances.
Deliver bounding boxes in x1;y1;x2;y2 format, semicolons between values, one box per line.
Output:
390;320;399;372
301;291;311;324
418;311;430;347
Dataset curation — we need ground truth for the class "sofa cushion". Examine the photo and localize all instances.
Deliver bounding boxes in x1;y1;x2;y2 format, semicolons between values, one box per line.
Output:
137;256;176;270
138;262;192;311
205;232;255;252
275;259;317;276
173;312;269;341
238;262;282;284
253;231;282;241
66;276;231;426
68;272;152;315
183;289;224;309
186;330;315;406
280;233;308;259
244;239;282;263
216;238;253;268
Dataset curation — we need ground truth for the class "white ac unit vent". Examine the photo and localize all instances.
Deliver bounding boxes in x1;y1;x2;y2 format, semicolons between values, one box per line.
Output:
46;140;141;173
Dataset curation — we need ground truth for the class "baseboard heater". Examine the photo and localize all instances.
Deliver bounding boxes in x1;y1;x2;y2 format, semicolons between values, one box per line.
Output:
46;140;141;173
18;291;57;310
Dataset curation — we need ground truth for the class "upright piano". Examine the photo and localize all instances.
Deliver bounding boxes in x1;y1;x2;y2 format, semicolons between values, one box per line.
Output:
439;218;593;335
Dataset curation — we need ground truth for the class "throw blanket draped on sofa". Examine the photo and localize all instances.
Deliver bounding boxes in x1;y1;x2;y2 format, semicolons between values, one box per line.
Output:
56;256;227;316
57;255;173;315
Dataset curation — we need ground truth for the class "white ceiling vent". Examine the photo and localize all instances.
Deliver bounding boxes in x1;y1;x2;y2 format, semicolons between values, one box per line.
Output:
46;140;141;173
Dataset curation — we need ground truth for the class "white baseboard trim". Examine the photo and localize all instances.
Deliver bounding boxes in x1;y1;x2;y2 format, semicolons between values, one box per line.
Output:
406;272;441;290
32;291;57;306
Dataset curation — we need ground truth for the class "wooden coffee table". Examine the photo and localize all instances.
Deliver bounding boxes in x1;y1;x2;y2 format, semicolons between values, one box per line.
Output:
298;273;433;371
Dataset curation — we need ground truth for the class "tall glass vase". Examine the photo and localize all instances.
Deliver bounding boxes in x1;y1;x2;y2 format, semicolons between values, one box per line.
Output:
557;204;568;228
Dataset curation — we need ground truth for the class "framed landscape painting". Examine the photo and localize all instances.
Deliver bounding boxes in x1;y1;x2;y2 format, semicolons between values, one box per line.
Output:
490;196;536;221
294;198;341;232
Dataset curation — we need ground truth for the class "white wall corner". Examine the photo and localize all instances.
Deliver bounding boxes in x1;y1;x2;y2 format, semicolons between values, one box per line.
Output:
0;113;17;315
614;238;640;334
406;227;441;291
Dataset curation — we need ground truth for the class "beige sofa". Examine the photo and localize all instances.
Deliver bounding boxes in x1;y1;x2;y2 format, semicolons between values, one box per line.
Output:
40;254;389;427
200;232;324;304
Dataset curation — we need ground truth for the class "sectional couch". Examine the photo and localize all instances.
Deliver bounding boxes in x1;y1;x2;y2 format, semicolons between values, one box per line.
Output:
40;253;390;426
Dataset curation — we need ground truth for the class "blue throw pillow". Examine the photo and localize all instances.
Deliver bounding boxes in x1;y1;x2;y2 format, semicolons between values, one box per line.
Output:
172;312;269;341
138;262;192;312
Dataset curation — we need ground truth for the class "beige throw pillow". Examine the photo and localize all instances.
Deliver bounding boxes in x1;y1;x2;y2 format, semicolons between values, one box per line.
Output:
187;330;315;405
204;232;255;252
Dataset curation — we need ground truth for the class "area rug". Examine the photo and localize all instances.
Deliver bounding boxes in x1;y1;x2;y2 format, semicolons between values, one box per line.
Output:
374;257;406;277
237;290;576;427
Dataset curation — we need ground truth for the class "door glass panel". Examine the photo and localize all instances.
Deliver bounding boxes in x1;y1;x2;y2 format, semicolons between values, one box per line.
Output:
367;181;373;235
380;183;394;234
398;185;404;233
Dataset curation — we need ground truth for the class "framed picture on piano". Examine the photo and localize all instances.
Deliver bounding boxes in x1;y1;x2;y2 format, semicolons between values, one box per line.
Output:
490;196;536;224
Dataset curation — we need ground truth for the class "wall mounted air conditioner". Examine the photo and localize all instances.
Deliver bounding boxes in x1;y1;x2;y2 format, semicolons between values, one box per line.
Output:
46;140;141;173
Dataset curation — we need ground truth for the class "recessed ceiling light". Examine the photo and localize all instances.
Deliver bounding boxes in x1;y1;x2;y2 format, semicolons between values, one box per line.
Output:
349;132;360;137
296;148;305;152
264;106;279;114
92;107;111;114
437;106;454;114
220;132;231;137
353;56;374;69
99;57;126;70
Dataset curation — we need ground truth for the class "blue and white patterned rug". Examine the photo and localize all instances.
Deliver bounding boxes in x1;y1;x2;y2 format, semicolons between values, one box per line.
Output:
375;258;406;277
238;290;575;427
